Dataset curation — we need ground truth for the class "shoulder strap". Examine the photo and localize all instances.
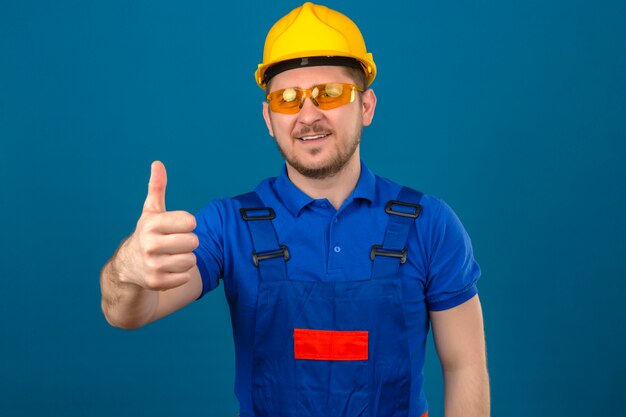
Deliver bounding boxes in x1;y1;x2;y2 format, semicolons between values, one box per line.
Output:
371;186;424;279
234;192;288;282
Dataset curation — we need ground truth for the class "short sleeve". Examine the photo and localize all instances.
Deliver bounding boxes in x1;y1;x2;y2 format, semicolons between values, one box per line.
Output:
193;201;225;299
424;198;481;311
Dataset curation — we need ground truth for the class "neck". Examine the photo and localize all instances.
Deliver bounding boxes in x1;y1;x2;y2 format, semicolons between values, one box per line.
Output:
286;155;361;210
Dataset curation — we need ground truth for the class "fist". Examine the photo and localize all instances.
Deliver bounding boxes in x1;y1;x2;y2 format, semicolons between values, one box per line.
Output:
122;161;199;291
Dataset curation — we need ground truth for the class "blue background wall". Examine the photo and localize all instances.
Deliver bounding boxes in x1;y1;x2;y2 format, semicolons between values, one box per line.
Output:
1;0;625;415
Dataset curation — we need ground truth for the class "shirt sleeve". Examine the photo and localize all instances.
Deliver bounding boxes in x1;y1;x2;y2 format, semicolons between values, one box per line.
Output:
423;197;481;311
193;200;225;299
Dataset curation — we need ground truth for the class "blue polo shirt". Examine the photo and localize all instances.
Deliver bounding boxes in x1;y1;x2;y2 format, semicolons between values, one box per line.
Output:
193;161;480;415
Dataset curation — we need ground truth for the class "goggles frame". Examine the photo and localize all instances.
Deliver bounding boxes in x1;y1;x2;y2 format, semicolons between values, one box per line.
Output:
266;82;363;114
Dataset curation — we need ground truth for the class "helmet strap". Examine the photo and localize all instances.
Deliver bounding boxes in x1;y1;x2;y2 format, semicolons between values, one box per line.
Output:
264;56;363;86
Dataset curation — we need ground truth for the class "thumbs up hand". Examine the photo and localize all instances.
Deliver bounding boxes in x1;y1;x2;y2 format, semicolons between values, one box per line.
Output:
121;161;199;291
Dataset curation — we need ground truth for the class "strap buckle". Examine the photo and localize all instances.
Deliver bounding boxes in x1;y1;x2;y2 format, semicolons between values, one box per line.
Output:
385;200;422;218
370;245;408;264
252;245;290;267
240;207;276;221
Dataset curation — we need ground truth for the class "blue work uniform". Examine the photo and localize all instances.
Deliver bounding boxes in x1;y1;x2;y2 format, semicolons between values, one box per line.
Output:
194;161;480;417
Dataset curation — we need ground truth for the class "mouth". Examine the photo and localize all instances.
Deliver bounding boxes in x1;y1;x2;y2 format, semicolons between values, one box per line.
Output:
297;133;331;142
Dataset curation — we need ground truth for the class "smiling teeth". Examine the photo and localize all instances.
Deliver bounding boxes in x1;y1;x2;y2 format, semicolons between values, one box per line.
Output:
300;134;328;141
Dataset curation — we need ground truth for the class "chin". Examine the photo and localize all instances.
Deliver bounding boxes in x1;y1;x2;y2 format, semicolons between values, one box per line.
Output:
291;160;347;180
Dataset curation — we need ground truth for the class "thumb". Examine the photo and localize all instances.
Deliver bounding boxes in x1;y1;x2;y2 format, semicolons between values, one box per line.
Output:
143;160;167;213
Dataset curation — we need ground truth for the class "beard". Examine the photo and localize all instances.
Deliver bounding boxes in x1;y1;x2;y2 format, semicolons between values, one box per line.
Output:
274;121;363;180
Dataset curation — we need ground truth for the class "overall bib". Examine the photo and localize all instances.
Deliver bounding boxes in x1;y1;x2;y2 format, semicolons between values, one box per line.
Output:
236;187;427;417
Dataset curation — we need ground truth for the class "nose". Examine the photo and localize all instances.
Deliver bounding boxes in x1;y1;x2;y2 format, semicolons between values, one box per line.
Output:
297;95;323;125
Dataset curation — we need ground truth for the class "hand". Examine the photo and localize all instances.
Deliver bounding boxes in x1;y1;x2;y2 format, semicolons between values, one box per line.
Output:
121;161;199;291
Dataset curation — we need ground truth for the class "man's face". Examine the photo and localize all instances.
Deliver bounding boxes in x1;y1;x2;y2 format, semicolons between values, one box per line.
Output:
262;65;376;180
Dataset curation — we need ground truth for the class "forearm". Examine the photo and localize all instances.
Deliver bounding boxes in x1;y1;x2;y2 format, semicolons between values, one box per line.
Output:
100;238;158;330
442;364;490;417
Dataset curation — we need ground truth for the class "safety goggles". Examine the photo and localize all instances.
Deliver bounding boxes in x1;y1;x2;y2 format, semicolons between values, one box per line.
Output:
266;83;363;114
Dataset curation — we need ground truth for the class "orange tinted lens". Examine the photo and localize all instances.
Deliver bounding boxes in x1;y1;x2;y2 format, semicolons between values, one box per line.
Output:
268;87;302;114
314;83;355;110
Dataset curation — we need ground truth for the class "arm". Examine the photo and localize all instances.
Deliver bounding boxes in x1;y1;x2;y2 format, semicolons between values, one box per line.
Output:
100;161;203;329
430;294;490;417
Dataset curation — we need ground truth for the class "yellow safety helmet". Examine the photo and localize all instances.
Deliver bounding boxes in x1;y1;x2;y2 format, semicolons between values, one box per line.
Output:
255;2;376;89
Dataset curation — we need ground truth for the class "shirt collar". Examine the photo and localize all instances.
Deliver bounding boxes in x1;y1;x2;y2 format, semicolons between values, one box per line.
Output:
273;160;376;217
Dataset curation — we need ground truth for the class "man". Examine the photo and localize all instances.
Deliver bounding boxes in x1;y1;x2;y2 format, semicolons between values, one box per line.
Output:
100;2;490;416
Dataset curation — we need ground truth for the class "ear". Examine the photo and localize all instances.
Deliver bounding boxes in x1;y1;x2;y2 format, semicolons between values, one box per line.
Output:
361;88;377;127
262;101;274;137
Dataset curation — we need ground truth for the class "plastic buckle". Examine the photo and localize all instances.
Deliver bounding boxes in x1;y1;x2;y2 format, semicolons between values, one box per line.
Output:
240;207;276;221
252;245;290;267
370;245;408;264
385;200;422;219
